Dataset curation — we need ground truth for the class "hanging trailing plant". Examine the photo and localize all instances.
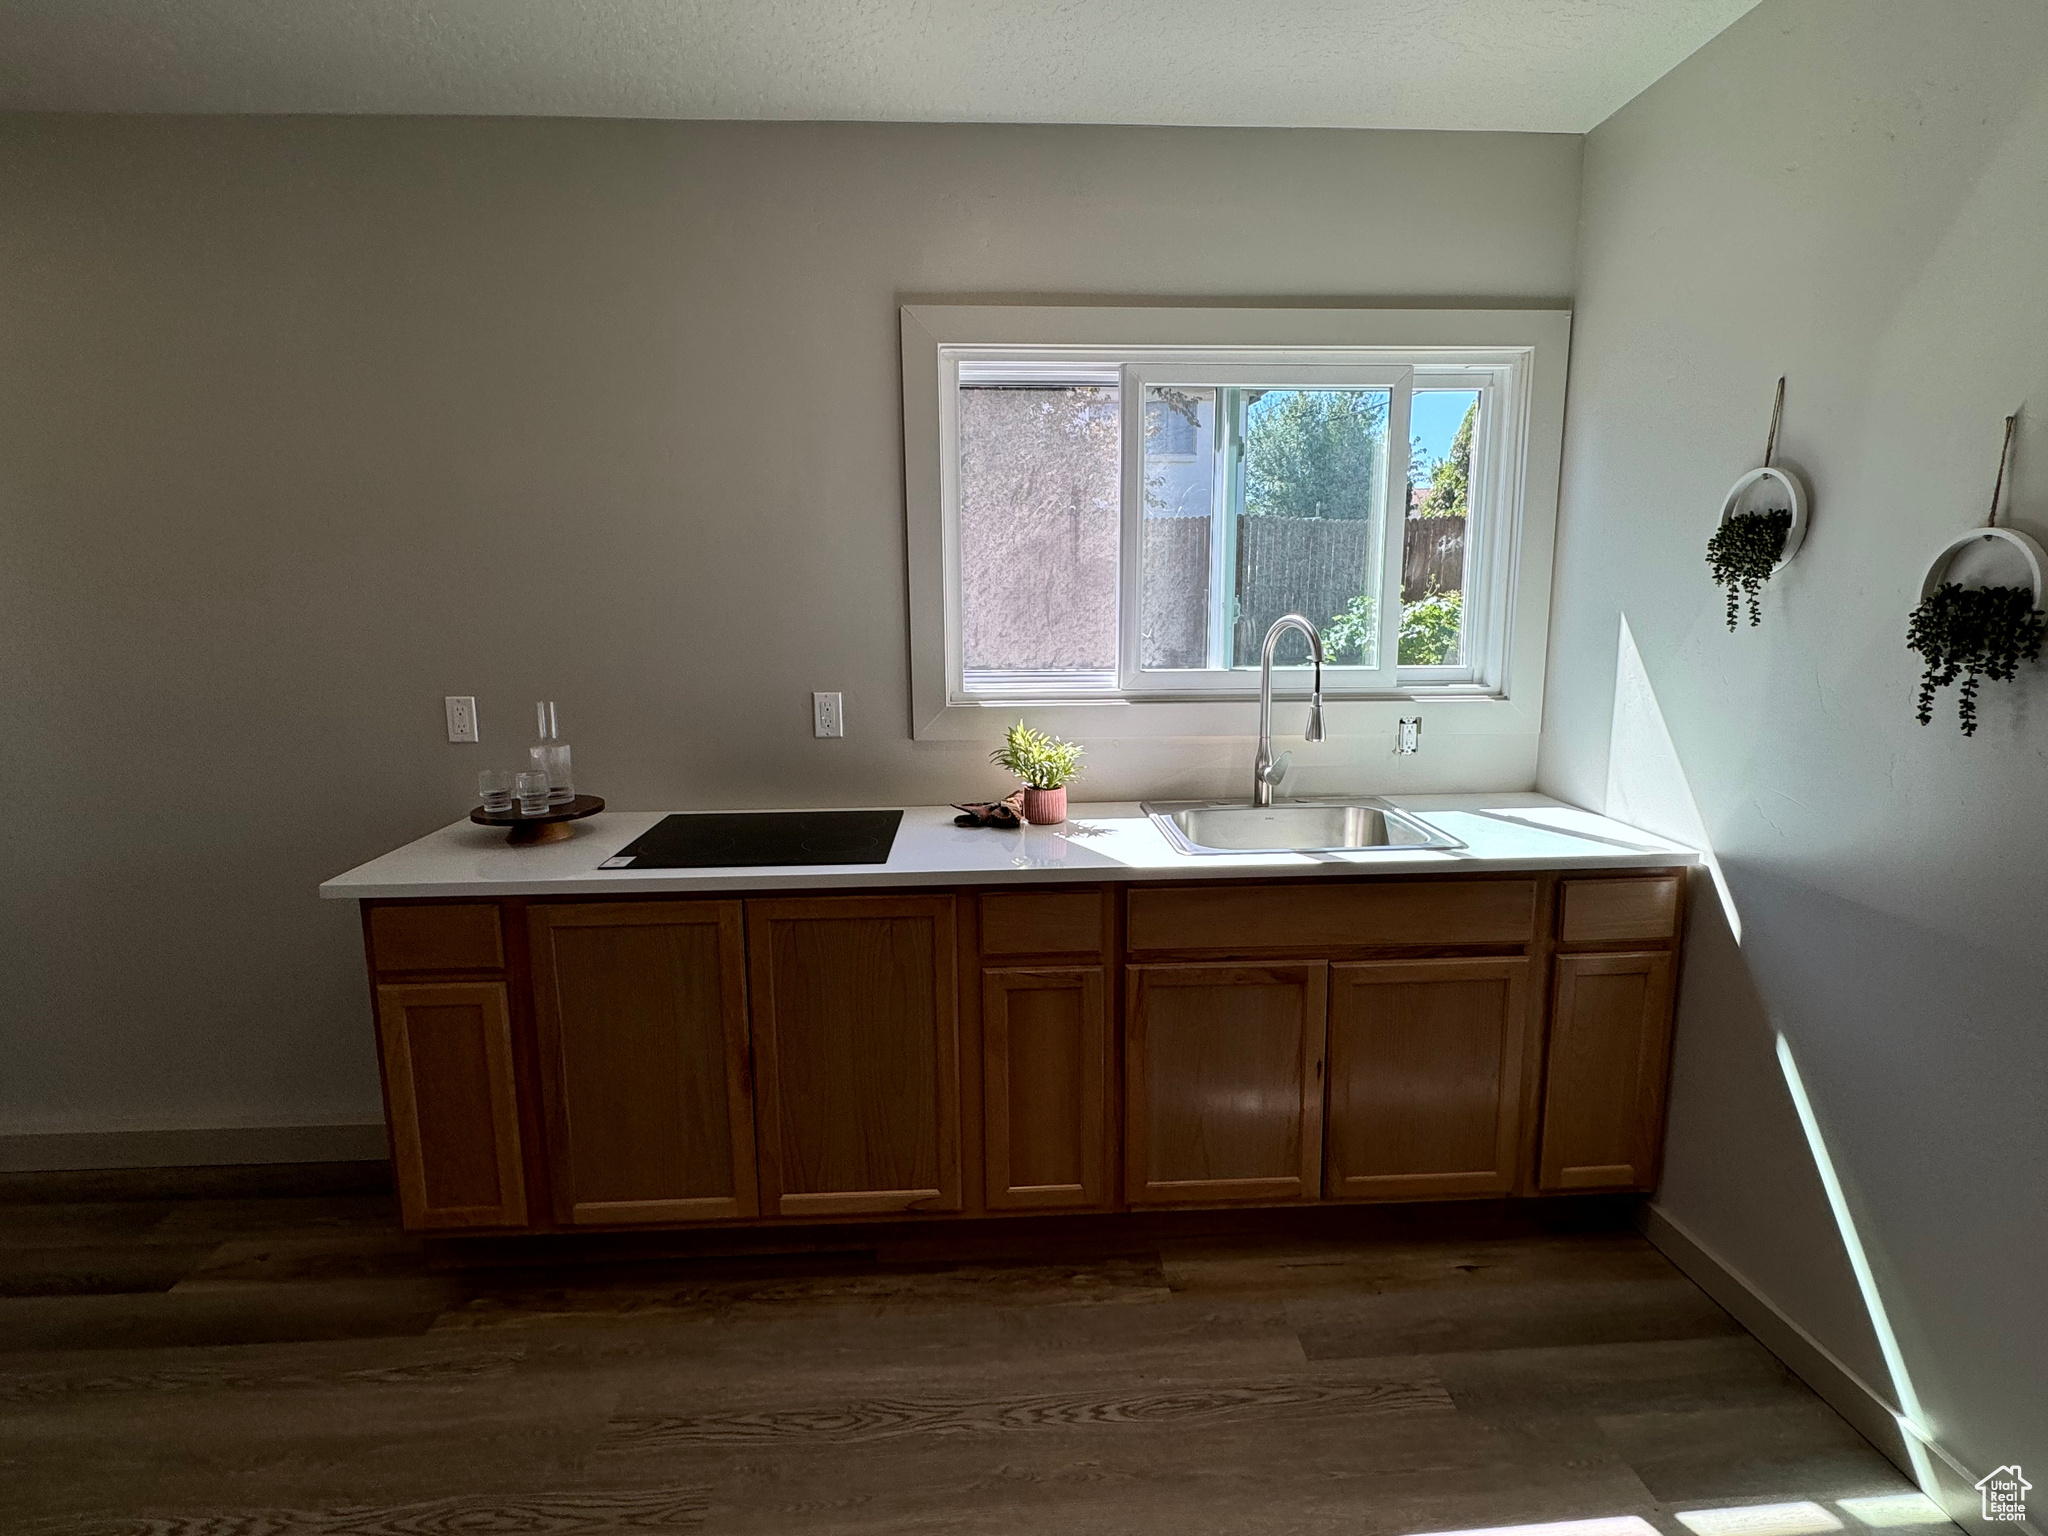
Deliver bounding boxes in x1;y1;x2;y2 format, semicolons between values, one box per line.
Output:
1906;584;2044;735
1907;412;2046;735
1706;377;1806;630
1706;509;1793;629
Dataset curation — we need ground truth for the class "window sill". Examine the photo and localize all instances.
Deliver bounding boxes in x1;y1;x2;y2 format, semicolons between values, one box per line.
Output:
917;689;1532;742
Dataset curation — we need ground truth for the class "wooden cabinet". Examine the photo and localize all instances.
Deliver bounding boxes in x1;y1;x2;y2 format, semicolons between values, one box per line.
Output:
373;981;526;1230
356;865;1688;1237
981;967;1108;1210
746;895;962;1217
1539;951;1675;1191
1125;962;1326;1205
527;902;757;1226
1558;877;1682;945
1325;958;1531;1200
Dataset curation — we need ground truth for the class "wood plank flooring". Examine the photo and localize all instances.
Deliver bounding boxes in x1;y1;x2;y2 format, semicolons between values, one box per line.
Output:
0;1164;1950;1536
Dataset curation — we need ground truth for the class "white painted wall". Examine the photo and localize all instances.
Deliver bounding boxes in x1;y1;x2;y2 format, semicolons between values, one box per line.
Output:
1542;0;2048;1498
0;116;1581;1148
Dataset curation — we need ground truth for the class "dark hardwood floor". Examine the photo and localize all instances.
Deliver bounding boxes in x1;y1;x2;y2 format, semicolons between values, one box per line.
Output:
0;1164;1948;1536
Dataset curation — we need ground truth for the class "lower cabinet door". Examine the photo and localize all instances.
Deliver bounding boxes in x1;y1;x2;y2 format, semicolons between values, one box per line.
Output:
528;901;758;1225
1539;951;1676;1191
1325;958;1531;1200
982;967;1108;1210
1125;962;1327;1205
374;981;527;1231
746;896;962;1217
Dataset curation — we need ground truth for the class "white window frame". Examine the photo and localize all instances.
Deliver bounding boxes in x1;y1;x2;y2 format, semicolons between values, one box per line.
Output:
902;305;1570;746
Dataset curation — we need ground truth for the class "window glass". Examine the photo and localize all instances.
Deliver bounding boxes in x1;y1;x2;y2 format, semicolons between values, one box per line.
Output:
1240;388;1389;669
957;385;1119;684
1138;387;1217;670
1139;385;1389;672
1403;389;1480;667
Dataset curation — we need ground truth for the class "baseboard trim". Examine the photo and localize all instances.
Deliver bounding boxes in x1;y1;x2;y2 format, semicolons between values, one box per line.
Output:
1639;1201;2036;1536
0;1122;390;1172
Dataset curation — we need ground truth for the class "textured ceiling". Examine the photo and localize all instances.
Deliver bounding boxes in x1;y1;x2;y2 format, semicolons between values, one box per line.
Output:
0;0;1762;134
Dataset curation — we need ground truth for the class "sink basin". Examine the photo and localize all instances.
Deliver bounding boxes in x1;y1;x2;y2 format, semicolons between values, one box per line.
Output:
1142;799;1464;856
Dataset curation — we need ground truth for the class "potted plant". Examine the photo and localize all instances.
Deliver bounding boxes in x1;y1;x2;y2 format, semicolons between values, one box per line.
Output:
1706;507;1794;629
991;721;1084;825
1906;581;2045;735
1706;378;1809;629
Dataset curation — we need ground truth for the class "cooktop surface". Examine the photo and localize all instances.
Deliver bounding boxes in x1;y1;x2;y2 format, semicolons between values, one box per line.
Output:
600;809;903;870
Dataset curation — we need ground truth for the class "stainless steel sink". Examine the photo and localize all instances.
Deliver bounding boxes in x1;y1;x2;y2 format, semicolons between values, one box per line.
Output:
1142;799;1464;856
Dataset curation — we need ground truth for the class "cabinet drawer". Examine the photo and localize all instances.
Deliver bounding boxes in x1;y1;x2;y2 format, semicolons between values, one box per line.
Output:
980;890;1104;957
1559;877;1681;945
368;903;504;973
1127;880;1536;954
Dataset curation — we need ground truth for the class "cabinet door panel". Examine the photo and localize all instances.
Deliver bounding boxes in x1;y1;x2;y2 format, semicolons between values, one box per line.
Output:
748;896;961;1217
374;982;526;1230
529;902;756;1225
1327;958;1530;1199
1539;952;1675;1191
1126;963;1326;1205
983;967;1107;1210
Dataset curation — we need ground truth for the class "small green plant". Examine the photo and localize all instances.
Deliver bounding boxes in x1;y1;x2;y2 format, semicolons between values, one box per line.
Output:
1398;587;1464;666
1324;594;1376;664
991;721;1084;790
1706;509;1792;629
1325;589;1465;666
1906;583;2045;735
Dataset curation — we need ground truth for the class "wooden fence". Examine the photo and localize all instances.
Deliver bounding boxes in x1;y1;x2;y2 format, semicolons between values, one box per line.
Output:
1138;513;1466;667
1403;515;1466;603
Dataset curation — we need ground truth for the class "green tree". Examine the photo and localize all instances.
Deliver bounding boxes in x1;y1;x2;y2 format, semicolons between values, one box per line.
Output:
1415;401;1475;518
1243;390;1386;520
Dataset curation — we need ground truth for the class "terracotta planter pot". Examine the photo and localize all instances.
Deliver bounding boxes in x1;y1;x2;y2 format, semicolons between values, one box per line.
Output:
1020;786;1068;825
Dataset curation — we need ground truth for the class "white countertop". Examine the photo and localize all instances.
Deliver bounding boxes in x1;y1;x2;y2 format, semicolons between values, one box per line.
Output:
318;794;1696;901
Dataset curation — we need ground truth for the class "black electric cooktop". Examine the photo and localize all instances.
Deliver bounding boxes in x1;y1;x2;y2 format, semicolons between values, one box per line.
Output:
600;809;903;870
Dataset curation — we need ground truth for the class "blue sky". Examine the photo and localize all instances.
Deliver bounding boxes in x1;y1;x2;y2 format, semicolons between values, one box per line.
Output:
1412;389;1477;468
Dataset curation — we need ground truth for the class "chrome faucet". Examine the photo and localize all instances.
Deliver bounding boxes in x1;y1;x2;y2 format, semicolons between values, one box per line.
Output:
1253;614;1326;806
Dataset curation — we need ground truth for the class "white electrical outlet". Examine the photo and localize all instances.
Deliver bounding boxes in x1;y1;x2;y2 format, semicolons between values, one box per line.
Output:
445;696;479;743
1394;716;1422;755
812;691;844;738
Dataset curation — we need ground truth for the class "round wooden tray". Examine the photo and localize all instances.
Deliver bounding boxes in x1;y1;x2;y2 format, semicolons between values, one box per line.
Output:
470;794;605;845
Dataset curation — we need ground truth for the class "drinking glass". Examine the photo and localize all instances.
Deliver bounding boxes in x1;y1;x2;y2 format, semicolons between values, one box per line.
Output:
478;768;514;814
515;771;552;817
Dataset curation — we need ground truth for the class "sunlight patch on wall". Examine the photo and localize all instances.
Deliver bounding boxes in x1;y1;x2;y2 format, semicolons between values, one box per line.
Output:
1774;1032;1937;1493
1605;614;1740;939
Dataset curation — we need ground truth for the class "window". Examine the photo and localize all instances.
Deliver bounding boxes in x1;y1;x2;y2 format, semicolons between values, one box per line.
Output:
903;307;1567;740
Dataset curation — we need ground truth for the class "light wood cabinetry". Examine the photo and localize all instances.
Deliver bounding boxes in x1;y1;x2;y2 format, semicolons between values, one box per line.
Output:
746;895;962;1217
373;981;527;1230
527;901;757;1226
356;865;1688;1238
1558;877;1682;946
1125;962;1326;1205
981;967;1108;1210
1325;958;1531;1200
1127;879;1536;954
1539;951;1676;1191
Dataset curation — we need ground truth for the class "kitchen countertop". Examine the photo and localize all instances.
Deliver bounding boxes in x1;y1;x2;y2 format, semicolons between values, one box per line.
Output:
319;794;1697;901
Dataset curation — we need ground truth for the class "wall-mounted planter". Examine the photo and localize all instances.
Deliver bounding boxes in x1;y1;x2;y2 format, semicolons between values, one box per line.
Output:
1707;378;1808;630
1906;414;2047;736
1917;525;2045;605
1720;466;1809;571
